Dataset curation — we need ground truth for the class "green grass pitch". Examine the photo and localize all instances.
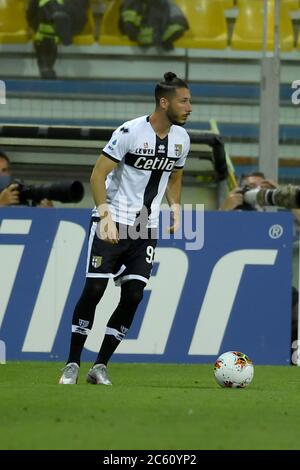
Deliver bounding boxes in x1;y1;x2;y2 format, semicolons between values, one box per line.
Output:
0;362;300;450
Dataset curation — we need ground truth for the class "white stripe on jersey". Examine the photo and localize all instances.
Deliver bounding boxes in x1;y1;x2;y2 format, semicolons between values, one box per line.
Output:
92;115;190;228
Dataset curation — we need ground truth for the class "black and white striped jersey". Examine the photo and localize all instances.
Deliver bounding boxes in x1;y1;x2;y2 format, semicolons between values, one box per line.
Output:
93;115;190;228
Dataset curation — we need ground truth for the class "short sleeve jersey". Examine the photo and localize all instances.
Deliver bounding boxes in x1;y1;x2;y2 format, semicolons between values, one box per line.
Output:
92;115;190;228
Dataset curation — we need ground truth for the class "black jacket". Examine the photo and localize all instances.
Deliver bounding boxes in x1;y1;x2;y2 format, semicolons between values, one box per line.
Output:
27;0;89;34
120;0;189;49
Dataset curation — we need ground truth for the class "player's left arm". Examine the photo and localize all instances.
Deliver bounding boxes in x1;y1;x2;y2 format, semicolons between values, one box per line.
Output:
166;169;183;233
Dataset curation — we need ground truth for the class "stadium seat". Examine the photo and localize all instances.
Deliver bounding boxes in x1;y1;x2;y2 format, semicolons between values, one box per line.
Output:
236;0;299;9
220;0;235;8
0;0;30;43
173;0;228;49
232;0;295;52
280;0;300;10
73;8;96;45
99;0;135;46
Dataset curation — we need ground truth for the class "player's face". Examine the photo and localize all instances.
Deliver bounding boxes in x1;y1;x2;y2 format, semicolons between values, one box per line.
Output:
0;157;10;175
166;88;192;126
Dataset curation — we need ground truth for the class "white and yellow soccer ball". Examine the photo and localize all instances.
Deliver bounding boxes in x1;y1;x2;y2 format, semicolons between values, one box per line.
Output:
214;351;254;388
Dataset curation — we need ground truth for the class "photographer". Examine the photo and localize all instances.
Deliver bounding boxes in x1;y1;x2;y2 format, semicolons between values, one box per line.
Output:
0;151;20;206
221;171;280;209
0;150;53;208
219;171;299;364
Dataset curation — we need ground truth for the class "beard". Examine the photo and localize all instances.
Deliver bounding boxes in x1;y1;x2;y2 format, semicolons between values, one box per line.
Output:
166;109;186;127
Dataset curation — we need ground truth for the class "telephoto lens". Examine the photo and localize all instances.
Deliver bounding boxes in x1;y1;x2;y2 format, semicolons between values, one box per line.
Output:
244;185;300;209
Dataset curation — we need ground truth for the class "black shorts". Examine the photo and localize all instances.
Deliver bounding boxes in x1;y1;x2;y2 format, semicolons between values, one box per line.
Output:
86;218;157;286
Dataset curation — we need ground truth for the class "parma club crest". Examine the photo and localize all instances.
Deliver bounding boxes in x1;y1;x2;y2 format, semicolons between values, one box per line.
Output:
92;256;102;268
175;144;183;157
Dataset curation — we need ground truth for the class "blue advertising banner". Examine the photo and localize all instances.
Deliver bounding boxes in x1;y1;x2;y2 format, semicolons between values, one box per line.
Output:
0;208;293;365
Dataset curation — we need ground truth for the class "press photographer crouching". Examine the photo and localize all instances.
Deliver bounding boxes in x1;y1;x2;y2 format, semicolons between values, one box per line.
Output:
0;150;84;207
219;171;300;364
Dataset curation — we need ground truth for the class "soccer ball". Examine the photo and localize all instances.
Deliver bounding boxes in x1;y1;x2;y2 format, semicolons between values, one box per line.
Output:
214;351;254;388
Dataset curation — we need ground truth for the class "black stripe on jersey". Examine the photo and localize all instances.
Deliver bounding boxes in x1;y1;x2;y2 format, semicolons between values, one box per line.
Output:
143;136;169;214
102;151;120;163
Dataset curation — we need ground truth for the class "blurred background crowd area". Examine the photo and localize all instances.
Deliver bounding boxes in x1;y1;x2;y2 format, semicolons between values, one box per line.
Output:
2;0;300;52
0;0;300;210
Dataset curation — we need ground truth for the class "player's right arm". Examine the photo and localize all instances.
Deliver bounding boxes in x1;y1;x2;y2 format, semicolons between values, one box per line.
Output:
90;154;119;244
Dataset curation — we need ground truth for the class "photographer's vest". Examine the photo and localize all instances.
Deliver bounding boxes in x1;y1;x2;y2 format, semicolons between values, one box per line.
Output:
34;0;65;43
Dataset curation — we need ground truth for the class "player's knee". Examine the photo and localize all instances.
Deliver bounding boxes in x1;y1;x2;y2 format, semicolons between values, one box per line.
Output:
121;280;145;307
83;278;108;303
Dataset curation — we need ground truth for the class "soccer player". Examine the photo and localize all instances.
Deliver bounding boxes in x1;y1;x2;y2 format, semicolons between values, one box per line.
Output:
59;72;192;385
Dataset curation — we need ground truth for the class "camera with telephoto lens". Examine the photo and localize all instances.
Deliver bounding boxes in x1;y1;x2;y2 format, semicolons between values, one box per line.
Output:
16;180;84;205
235;185;256;210
0;175;84;205
243;184;300;209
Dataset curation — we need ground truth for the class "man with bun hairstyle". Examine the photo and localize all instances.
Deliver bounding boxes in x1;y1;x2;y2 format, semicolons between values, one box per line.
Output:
59;72;192;385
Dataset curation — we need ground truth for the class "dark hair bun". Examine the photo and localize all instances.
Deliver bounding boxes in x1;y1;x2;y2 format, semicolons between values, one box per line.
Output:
164;72;177;82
